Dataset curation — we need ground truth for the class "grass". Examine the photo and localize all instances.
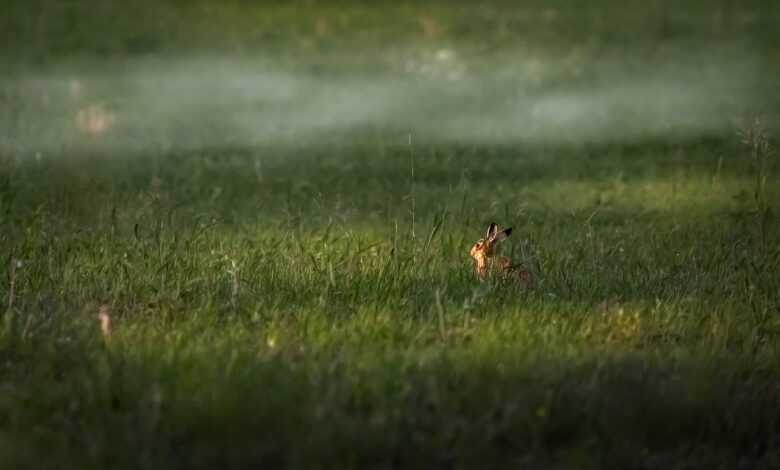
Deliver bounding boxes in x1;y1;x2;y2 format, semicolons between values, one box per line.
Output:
3;138;779;468
2;0;780;468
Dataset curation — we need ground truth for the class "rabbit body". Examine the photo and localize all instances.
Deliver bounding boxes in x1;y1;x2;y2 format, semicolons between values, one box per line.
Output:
469;223;535;288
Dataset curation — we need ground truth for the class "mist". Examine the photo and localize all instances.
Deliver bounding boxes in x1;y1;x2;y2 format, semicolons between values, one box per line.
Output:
1;48;767;156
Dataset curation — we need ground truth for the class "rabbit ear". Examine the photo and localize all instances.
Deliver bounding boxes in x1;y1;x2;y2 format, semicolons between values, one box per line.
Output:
486;222;499;239
491;227;512;244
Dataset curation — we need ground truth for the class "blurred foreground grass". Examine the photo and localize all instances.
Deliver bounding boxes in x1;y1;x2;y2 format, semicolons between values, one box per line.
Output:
1;1;780;468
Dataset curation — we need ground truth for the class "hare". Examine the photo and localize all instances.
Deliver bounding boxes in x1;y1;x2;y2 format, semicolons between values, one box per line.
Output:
469;222;535;288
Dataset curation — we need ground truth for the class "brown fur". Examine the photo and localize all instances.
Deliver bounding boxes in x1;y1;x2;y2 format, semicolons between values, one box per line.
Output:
469;223;535;289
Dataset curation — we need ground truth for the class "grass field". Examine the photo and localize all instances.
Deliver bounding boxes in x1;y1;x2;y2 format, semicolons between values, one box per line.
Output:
2;1;780;468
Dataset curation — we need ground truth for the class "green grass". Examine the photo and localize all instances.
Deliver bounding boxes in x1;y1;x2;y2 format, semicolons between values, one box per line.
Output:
3;139;779;468
2;1;780;468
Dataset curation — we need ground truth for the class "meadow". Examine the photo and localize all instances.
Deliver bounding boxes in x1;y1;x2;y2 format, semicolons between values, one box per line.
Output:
1;1;780;468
